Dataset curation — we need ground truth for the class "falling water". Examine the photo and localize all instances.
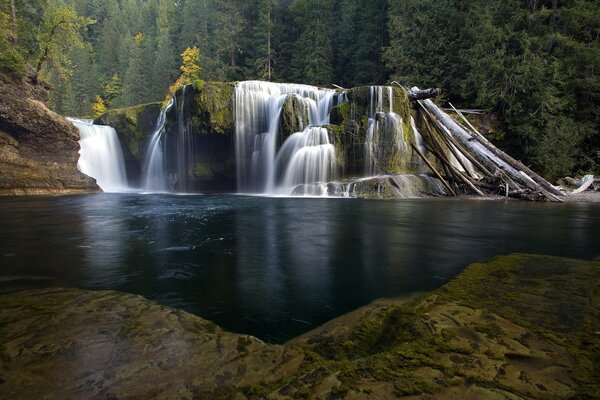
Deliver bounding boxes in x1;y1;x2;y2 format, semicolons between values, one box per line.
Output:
142;98;174;192
70;118;129;193
364;86;395;176
235;81;337;194
274;127;336;196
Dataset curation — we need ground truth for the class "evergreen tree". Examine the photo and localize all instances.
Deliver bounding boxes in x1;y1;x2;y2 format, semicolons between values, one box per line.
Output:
290;0;333;85
122;32;148;106
254;0;277;80
152;0;178;97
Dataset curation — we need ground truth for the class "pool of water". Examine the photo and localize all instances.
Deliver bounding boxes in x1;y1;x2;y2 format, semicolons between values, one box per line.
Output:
1;194;599;342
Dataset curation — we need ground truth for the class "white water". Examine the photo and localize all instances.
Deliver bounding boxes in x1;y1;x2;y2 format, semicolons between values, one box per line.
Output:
275;127;336;196
365;86;399;177
142;98;174;192
235;81;337;194
70;118;129;192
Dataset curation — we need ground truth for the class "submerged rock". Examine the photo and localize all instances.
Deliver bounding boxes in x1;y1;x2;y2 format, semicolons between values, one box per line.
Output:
1;254;597;398
0;74;99;195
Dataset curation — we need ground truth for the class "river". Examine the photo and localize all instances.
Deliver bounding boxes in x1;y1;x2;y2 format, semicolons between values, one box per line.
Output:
1;194;598;342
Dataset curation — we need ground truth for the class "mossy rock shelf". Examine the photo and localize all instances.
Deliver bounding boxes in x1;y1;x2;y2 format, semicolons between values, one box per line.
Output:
1;253;598;399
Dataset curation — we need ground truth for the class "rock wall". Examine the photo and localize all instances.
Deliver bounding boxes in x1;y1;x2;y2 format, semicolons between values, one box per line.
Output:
0;74;99;195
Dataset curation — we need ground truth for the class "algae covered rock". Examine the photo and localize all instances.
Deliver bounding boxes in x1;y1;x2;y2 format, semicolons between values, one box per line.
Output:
95;102;162;160
1;254;597;398
280;94;309;143
0;288;304;399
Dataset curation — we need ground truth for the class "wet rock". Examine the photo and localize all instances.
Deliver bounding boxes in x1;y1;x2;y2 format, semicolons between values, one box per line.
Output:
0;288;304;399
2;254;597;398
280;94;309;143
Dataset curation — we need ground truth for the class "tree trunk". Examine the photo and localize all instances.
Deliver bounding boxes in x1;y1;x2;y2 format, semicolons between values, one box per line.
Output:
407;88;441;101
10;0;17;43
419;97;563;202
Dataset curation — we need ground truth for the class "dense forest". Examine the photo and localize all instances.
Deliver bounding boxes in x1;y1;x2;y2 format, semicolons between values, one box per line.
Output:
1;0;599;180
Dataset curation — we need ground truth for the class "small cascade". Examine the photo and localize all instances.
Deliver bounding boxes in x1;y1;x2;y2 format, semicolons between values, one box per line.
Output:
70;118;129;193
174;86;198;192
275;127;336;196
141;85;200;193
235;81;337;194
142;98;174;192
364;86;396;176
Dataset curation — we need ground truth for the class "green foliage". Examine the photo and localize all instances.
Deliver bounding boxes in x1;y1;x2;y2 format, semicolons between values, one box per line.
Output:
0;11;27;77
91;94;106;116
102;73;123;106
289;0;334;85
386;0;600;180
34;3;95;81
167;46;204;100
5;0;598;180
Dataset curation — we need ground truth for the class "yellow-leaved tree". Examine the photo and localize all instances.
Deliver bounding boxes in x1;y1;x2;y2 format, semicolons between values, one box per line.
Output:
91;95;107;117
166;46;203;100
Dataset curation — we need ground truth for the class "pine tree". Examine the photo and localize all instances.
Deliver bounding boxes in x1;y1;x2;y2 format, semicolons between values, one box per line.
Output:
290;0;333;86
255;0;277;80
122;32;148;106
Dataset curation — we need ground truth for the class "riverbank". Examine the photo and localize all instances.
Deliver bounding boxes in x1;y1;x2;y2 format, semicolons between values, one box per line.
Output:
1;253;598;399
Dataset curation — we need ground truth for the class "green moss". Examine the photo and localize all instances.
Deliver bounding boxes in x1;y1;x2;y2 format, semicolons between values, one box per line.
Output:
324;124;346;169
192;163;213;178
95;102;162;160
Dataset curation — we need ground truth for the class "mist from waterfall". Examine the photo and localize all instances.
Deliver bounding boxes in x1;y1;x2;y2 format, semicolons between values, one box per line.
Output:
70;118;129;193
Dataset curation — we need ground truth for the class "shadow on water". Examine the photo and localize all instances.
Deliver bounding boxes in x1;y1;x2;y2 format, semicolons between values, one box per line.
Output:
1;194;599;342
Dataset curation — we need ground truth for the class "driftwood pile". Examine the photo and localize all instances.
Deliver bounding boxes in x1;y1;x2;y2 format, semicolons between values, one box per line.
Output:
405;87;564;202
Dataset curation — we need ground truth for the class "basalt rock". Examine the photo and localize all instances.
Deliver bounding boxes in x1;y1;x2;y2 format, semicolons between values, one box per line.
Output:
0;74;99;195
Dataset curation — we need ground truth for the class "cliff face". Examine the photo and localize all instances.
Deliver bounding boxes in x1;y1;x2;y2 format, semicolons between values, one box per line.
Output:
0;74;99;195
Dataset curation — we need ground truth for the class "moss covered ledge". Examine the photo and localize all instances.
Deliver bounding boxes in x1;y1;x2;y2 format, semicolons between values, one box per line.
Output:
1;254;598;399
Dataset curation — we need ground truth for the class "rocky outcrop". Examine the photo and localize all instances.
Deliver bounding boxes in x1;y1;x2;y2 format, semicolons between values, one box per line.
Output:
1;254;597;398
0;74;98;195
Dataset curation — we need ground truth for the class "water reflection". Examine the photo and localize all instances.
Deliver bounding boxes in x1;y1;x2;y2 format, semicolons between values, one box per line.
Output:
0;194;599;342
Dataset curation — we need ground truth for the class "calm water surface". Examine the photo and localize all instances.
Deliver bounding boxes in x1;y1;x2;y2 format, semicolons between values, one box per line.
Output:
1;194;599;342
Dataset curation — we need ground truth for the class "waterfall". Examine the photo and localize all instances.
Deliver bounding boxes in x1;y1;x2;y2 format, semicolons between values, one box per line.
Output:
234;81;337;194
142;98;174;192
363;86;412;176
275;127;336;196
70;118;129;193
141;86;198;193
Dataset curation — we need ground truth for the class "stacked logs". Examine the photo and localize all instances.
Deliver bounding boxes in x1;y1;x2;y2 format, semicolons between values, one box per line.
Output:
406;87;564;202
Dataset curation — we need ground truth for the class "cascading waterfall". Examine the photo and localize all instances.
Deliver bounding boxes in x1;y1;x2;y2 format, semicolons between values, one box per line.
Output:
141;86;199;192
142;98;174;192
175;86;197;192
365;86;395;176
69;118;129;192
235;81;337;194
274;127;336;196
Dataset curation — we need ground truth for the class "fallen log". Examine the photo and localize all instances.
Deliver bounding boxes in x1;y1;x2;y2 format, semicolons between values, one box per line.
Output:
572;175;595;194
410;142;456;196
418;96;563;202
407;88;442;101
448;103;563;198
391;81;441;101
